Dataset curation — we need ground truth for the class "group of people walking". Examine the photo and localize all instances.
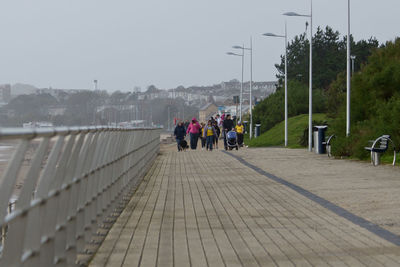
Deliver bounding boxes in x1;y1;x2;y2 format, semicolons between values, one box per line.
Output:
173;114;245;152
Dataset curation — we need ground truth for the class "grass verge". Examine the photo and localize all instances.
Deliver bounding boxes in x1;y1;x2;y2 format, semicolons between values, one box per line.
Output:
246;113;329;148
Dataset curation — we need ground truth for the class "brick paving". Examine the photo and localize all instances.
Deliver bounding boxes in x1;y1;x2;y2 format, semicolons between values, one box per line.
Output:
90;147;400;266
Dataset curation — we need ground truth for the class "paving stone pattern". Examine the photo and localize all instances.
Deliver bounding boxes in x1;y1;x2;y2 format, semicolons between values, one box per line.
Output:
90;149;400;267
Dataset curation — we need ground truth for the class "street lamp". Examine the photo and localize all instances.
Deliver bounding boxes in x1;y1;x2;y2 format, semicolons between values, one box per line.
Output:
263;23;288;147
226;50;244;122
233;42;253;139
346;0;351;137
284;0;313;152
350;55;356;75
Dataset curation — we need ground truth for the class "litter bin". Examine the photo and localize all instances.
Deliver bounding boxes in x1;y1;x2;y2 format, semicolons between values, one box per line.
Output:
255;124;261;138
313;126;328;154
243;121;248;134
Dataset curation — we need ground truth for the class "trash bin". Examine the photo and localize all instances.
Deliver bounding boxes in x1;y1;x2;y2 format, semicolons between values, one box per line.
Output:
255;124;261;138
243;121;248;134
313;126;328;154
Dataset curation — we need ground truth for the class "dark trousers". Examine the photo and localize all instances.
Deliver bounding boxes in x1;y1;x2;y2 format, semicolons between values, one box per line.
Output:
201;137;206;148
223;132;227;149
176;138;183;151
206;136;214;150
237;133;244;146
190;133;199;150
213;135;219;146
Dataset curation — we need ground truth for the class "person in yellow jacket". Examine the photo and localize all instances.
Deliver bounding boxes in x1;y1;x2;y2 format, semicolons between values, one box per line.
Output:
235;121;244;147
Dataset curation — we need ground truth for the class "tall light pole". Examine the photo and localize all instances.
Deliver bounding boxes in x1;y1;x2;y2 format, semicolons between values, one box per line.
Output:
263;22;288;147
233;43;253;138
250;38;253;140
168;106;170;131
226;50;244;121
346;0;351;136
284;0;313;151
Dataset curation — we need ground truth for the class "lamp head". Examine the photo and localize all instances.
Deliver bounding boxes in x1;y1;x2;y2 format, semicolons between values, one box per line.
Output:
283;12;302;16
263;33;278;37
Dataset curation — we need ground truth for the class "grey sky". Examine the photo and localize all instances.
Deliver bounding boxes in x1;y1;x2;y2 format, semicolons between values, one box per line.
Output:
0;0;399;91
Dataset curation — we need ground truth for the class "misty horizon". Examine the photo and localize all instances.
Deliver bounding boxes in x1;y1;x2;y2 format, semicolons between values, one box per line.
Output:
0;0;398;91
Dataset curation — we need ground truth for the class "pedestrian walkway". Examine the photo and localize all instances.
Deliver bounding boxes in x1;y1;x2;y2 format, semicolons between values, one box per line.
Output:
89;147;400;266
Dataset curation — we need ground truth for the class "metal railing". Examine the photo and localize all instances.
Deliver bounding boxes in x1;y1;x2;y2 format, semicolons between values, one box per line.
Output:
0;202;14;253
0;126;161;266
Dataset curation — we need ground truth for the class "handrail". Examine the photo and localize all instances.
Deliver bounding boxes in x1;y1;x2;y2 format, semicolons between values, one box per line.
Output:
0;126;160;140
326;134;335;158
0;126;161;266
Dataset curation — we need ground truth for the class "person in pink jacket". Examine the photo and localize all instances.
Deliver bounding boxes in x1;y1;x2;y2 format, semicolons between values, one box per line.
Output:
186;117;201;150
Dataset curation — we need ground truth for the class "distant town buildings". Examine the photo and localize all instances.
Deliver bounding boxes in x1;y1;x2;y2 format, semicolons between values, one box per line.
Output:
199;103;218;122
136;80;277;108
0;80;277;127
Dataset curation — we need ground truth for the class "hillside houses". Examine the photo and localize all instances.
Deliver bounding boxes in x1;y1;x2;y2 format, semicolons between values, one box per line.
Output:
136;80;277;107
0;79;277;127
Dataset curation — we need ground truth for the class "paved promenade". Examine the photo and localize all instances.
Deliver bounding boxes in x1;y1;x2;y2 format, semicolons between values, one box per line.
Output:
90;146;400;266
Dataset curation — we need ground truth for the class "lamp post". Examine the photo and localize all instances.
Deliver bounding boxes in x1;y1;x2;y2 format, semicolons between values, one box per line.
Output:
168;106;170;131
233;42;253;138
263;22;288;147
250;38;253;140
226;50;244;122
346;0;351;136
284;0;313;152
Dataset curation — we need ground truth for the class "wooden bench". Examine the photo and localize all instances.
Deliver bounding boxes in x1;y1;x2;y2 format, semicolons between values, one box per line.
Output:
364;135;396;166
322;134;335;157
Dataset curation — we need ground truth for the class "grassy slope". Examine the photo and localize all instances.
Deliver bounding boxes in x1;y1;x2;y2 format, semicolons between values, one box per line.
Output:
247;113;328;148
244;113;398;165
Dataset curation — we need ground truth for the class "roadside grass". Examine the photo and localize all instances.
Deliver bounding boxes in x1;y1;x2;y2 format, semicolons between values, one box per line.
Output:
245;113;329;148
243;113;399;166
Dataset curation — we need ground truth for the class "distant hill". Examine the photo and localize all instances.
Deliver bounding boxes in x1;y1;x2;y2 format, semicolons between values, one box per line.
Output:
11;83;38;96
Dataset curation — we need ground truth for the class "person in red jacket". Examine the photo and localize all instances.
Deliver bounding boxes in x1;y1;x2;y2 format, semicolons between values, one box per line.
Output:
186;117;201;150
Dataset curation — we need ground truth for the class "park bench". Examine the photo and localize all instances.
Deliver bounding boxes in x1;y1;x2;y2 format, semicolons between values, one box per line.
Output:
364;135;396;166
323;134;335;157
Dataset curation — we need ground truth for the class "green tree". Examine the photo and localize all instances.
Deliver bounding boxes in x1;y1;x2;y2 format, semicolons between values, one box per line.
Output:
326;72;346;118
330;38;400;159
253;80;326;133
252;26;379;143
275;26;379;91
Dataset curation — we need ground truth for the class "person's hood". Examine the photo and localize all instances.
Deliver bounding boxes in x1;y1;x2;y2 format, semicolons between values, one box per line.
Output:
192;117;197;122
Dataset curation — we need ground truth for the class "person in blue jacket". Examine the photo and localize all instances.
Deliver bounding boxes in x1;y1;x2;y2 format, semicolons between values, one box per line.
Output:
174;121;186;151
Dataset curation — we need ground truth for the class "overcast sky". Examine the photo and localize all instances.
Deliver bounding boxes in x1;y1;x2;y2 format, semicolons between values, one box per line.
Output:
0;0;399;91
